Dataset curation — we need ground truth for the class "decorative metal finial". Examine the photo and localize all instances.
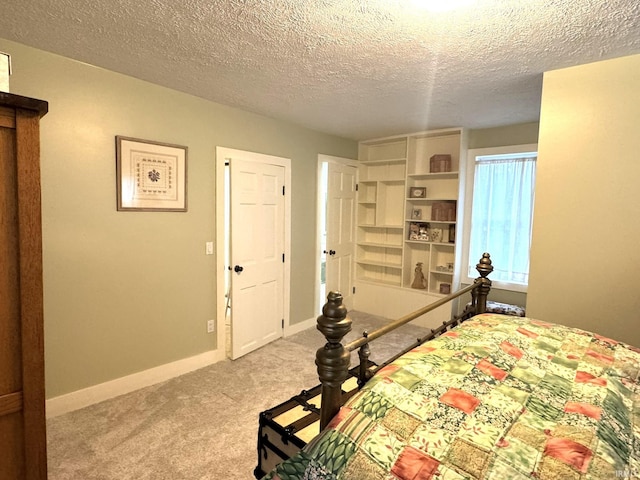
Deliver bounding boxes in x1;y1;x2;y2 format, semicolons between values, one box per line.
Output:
316;291;351;345
476;252;493;278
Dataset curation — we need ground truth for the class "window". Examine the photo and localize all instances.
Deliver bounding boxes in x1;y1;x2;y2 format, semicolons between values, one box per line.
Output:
462;144;537;291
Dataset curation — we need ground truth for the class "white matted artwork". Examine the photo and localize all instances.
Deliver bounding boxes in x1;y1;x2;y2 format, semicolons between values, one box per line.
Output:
116;136;188;211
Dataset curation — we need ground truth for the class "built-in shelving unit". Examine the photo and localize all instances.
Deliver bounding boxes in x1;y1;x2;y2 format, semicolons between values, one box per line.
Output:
356;138;407;287
354;128;467;323
403;130;462;295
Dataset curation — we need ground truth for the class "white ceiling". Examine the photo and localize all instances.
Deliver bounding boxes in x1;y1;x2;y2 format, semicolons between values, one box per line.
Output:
1;0;639;140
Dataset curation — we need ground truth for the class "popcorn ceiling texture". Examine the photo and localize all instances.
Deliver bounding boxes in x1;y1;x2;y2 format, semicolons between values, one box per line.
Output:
1;0;639;139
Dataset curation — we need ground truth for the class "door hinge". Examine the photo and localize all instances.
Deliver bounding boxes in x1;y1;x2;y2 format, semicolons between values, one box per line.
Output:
282;185;285;195
282;253;285;263
282;319;284;329
356;183;359;192
353;286;356;294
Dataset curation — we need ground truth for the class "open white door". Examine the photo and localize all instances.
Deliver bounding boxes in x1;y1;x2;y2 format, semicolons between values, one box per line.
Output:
324;160;357;309
229;157;285;359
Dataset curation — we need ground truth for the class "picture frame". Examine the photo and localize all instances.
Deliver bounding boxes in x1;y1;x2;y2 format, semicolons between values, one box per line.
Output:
409;222;430;241
409;186;427;199
411;208;422;220
116;136;188;212
0;51;11;93
430;228;443;243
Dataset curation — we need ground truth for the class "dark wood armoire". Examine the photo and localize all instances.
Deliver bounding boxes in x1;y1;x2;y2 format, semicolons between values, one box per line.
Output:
0;92;48;479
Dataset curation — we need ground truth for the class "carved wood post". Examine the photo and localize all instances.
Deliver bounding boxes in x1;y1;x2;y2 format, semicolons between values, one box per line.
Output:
316;291;352;431
473;252;493;314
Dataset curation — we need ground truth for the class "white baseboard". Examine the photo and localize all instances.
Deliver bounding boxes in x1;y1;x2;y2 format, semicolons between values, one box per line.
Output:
46;349;226;418
284;316;316;337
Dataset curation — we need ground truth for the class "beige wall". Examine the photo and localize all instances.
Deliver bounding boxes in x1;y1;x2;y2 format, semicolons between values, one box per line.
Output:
0;39;357;397
468;122;539;149
528;54;640;347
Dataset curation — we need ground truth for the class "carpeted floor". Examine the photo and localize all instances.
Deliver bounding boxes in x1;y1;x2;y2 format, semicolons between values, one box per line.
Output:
46;311;429;479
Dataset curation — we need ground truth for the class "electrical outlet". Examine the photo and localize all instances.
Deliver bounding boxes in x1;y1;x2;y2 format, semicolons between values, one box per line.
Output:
207;319;215;333
205;241;214;255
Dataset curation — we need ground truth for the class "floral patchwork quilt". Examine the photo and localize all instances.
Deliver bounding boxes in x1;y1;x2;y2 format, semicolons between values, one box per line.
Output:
263;314;640;479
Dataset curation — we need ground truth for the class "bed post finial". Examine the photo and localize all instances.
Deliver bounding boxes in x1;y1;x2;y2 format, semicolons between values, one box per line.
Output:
473;253;493;314
316;291;352;431
476;252;493;278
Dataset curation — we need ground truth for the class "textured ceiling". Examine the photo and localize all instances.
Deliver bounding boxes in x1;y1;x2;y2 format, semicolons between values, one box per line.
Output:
1;0;639;140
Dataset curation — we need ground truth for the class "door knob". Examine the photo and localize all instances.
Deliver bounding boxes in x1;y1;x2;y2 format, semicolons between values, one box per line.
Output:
234;265;244;273
323;249;336;256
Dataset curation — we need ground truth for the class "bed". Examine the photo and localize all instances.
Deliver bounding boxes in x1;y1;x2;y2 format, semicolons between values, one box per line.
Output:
259;254;640;479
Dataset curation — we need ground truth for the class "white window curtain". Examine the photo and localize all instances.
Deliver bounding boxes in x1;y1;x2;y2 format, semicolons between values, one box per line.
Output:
468;154;536;285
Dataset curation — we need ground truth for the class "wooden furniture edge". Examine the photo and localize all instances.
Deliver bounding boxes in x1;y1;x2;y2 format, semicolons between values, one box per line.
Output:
17;108;48;479
0;92;48;117
2;96;49;479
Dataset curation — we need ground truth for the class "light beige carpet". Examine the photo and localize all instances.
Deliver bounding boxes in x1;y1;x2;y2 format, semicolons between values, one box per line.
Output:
46;311;429;479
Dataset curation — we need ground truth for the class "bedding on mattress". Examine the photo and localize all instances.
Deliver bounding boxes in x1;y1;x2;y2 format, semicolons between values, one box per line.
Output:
263;314;640;479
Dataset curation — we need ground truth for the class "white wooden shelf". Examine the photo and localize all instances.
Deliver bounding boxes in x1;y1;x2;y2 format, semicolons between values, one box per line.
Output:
361;157;406;165
407;172;459;179
358;242;403;249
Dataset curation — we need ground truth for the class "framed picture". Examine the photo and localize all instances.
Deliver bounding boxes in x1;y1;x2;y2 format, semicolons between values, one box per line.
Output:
409;222;430;241
116;136;188;211
411;208;422;220
409;187;426;199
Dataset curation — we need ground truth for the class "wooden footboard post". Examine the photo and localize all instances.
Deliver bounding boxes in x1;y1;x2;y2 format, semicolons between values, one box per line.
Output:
316;291;352;431
473;252;493;314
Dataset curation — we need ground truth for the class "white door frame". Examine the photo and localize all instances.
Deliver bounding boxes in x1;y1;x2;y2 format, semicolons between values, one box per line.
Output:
315;154;359;315
216;147;292;354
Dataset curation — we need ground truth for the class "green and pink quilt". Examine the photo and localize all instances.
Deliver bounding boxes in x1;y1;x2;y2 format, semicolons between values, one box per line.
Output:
264;314;640;479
